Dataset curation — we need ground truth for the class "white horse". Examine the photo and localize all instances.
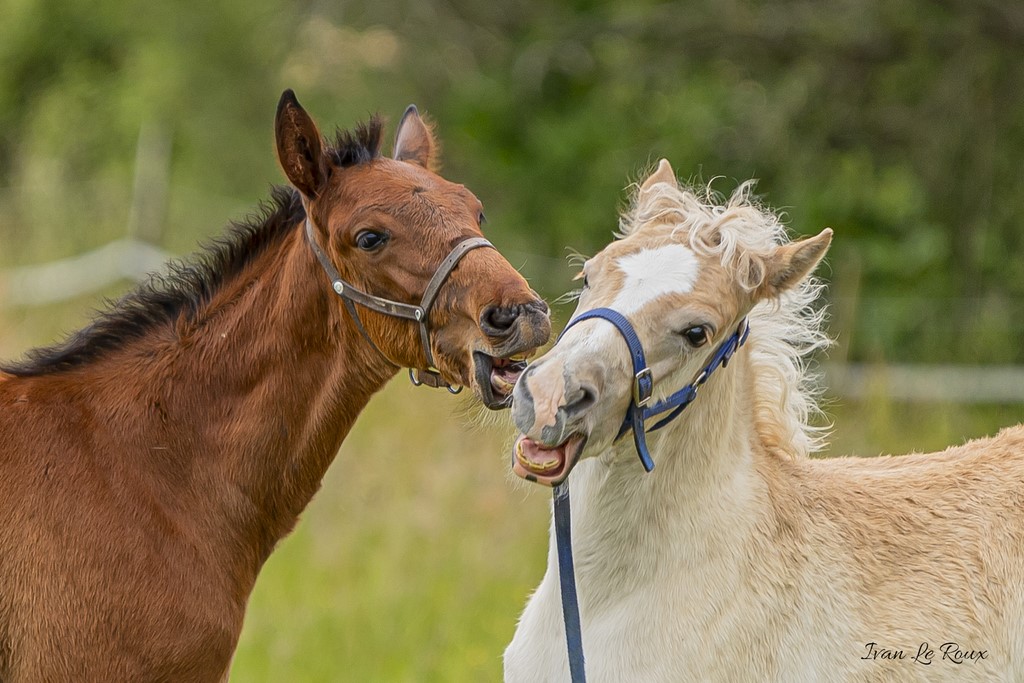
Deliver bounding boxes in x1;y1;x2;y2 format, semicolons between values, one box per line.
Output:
504;159;1024;682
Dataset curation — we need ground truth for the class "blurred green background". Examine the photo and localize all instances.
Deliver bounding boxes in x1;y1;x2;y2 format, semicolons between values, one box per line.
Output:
1;0;1022;680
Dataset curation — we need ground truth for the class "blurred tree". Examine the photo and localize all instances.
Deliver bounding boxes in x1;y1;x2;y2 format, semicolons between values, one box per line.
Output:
333;0;1024;362
1;0;1022;363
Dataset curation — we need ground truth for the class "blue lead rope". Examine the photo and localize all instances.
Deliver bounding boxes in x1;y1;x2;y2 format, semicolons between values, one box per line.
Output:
554;482;586;683
552;308;750;682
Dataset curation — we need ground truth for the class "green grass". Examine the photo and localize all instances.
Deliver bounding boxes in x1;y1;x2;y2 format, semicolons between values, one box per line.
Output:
228;381;551;682
229;380;1022;682
2;311;1021;681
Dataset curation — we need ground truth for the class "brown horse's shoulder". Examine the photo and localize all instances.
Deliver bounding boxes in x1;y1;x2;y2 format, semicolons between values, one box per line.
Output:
1;501;243;682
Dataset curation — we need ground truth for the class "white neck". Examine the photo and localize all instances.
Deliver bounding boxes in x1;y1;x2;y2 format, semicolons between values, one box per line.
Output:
505;351;786;683
568;351;763;601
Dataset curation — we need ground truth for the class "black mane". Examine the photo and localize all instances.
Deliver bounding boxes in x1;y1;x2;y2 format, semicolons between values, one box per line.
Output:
330;115;384;167
2;117;385;377
1;187;304;377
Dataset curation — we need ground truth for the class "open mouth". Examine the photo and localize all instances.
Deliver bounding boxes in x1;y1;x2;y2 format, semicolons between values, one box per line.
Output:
511;434;587;487
473;351;530;410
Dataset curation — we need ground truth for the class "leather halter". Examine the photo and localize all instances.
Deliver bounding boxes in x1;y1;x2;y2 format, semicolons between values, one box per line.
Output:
303;204;494;391
551;307;750;683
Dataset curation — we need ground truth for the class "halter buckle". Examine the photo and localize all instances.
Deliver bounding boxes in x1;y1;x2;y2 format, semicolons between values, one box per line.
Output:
410;367;461;394
633;367;653;407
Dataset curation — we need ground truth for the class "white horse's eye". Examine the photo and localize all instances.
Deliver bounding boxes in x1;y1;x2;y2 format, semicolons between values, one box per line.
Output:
681;326;709;347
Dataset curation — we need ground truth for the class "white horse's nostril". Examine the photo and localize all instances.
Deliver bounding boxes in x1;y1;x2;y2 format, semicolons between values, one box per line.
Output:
563;383;597;418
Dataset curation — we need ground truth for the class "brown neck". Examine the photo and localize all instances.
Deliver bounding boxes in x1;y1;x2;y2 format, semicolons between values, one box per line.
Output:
86;220;398;586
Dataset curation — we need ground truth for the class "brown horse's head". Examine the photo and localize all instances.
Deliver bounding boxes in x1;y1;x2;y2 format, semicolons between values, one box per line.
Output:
274;91;550;409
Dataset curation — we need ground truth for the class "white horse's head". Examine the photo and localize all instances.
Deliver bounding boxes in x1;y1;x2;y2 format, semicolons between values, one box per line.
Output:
511;159;832;486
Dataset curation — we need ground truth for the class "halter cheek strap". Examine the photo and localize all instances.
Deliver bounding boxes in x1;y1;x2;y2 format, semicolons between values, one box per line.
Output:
303;206;494;391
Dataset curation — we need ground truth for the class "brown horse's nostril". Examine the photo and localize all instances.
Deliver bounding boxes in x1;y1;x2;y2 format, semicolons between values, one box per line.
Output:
481;305;521;337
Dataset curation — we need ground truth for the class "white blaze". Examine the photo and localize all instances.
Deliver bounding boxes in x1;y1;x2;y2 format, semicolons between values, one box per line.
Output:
611;244;700;314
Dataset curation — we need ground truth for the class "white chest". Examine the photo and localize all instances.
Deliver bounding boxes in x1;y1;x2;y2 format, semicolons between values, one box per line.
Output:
504;546;789;682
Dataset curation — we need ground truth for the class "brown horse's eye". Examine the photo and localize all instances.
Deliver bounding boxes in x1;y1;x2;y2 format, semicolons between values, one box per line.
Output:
681;326;709;348
355;230;389;252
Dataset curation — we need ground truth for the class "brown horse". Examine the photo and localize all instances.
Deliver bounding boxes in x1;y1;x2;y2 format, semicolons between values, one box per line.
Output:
0;91;550;682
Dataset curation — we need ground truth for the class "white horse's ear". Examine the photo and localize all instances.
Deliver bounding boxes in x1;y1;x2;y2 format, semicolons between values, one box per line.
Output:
639;158;677;194
758;228;832;299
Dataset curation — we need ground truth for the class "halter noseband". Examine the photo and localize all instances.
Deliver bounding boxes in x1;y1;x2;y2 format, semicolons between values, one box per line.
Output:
552;306;750;683
557;307;749;470
303;205;494;392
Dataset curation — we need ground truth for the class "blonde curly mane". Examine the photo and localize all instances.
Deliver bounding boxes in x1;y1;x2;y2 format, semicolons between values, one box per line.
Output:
619;177;831;459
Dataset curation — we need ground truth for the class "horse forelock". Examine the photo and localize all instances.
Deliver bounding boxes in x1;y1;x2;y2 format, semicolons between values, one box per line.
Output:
617;177;831;460
329;115;384;168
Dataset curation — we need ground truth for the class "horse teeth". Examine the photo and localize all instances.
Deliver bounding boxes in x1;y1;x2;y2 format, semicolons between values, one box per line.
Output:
516;450;528;467
515;444;559;472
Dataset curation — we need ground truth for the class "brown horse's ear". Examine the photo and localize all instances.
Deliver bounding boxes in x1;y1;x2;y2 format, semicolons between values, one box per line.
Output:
275;89;329;198
393;105;437;169
757;228;832;299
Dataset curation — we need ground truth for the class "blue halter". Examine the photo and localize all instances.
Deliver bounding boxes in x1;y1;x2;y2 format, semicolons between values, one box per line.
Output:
557;307;750;472
551;307;749;683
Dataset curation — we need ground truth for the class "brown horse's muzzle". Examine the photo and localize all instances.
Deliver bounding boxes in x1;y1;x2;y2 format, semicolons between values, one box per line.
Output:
480;299;550;354
472;297;551;410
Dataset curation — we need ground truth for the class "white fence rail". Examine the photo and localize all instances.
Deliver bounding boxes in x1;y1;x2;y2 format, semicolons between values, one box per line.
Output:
0;239;171;307
0;121;172;307
826;364;1024;404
